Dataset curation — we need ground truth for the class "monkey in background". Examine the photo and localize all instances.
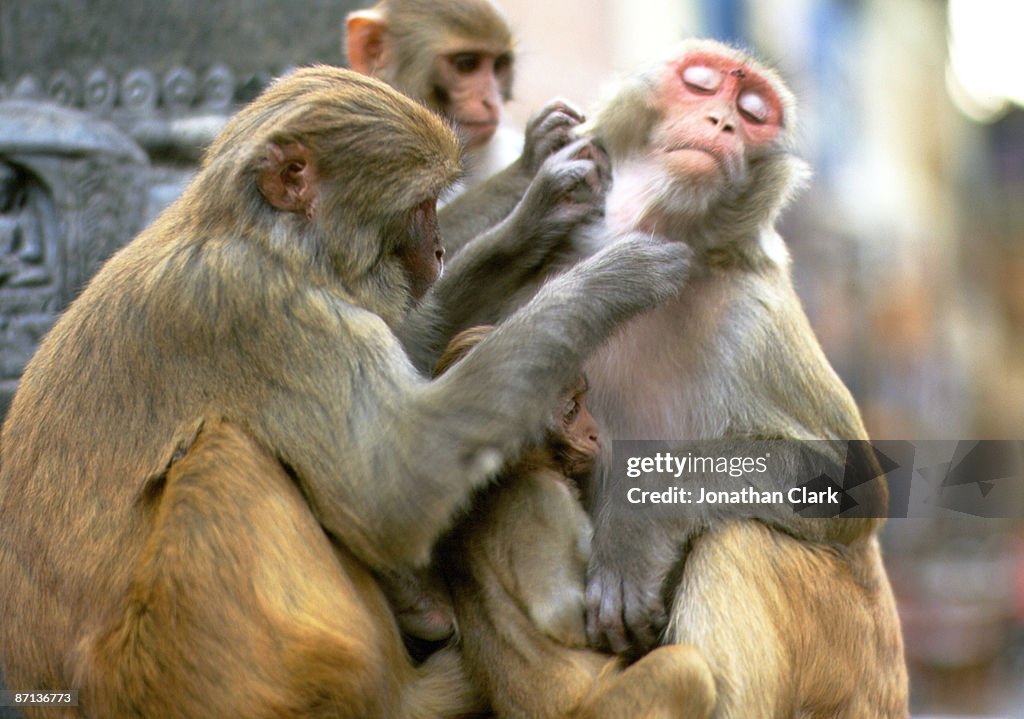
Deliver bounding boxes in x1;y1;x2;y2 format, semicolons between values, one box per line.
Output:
347;0;519;184
564;39;908;716
345;0;590;254
0;64;690;717
432;325;715;719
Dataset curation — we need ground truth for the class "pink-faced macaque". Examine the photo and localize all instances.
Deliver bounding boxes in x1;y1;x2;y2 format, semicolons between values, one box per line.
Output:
573;39;909;717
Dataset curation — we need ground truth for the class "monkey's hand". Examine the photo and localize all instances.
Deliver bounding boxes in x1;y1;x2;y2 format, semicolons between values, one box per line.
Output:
376;567;456;643
506;137;611;258
519;99;587;177
584;510;686;657
437;100;587;256
563;233;691;321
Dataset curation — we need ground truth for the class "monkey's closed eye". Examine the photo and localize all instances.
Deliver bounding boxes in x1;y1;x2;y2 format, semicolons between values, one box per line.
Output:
738;92;769;124
681;65;721;93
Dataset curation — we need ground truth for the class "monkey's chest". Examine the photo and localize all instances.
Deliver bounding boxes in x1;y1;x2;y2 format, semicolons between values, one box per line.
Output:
586;290;735;441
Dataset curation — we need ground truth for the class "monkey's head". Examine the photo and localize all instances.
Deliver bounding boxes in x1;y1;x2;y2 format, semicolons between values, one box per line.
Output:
433;325;600;480
587;39;810;242
196;66;461;323
346;0;515;150
550;374;600;481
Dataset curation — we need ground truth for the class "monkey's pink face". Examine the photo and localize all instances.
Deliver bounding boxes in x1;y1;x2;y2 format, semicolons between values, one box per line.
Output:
435;49;512;149
655;51;784;183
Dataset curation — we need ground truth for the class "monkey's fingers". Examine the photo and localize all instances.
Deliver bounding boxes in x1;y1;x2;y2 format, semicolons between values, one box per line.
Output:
523;100;589;173
533;139;605;212
585;142;612;193
545;137;601;177
562;139;612;197
621;578;668;654
585;565;667;657
536;112;583;151
604;235;692;294
526;98;586;133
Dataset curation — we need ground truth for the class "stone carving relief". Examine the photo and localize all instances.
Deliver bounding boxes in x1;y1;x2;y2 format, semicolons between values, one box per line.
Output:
4;64;254;161
0;100;149;415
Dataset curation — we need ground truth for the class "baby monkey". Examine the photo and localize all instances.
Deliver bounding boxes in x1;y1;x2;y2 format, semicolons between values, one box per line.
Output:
380;323;596;647
428;325;709;719
437;324;598;649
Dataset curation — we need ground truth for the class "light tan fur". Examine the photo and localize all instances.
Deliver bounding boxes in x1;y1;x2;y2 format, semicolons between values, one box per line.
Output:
667;523;906;718
446;469;717;719
433;326;716;717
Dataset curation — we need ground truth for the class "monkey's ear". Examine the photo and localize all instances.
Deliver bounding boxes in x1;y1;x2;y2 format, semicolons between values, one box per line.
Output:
257;143;318;217
346;10;389;75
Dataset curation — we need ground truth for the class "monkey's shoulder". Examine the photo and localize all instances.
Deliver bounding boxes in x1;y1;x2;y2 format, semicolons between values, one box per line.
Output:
659;264;864;436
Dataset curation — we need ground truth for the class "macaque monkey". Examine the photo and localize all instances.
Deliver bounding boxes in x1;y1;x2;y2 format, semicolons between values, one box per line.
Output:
572;39;908;716
0;66;690;718
345;0;588;253
347;0;515;157
433;325;715;719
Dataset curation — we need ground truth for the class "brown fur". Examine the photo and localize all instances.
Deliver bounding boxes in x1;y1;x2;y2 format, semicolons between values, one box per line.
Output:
74;419;480;719
0;65;689;717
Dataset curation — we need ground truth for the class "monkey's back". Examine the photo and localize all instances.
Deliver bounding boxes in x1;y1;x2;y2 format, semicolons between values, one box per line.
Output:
0;218;318;689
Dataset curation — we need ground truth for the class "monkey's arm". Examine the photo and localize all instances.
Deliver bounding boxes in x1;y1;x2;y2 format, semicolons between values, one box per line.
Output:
439;100;587;256
439;160;530;256
401;138;609;371
256;236;689;573
585;438;887;655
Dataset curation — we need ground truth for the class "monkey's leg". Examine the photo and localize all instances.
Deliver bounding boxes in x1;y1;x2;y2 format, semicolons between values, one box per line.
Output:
70;420;479;719
572;644;715;719
664;521;908;719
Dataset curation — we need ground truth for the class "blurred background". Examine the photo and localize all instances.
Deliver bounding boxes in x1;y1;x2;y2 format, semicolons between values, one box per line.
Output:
1;0;1022;716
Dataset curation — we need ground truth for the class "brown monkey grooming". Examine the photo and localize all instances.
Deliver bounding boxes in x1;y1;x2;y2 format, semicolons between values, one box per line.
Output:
0;65;690;718
434;325;715;719
573;39;908;716
353;0;623;630
346;0;592;256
